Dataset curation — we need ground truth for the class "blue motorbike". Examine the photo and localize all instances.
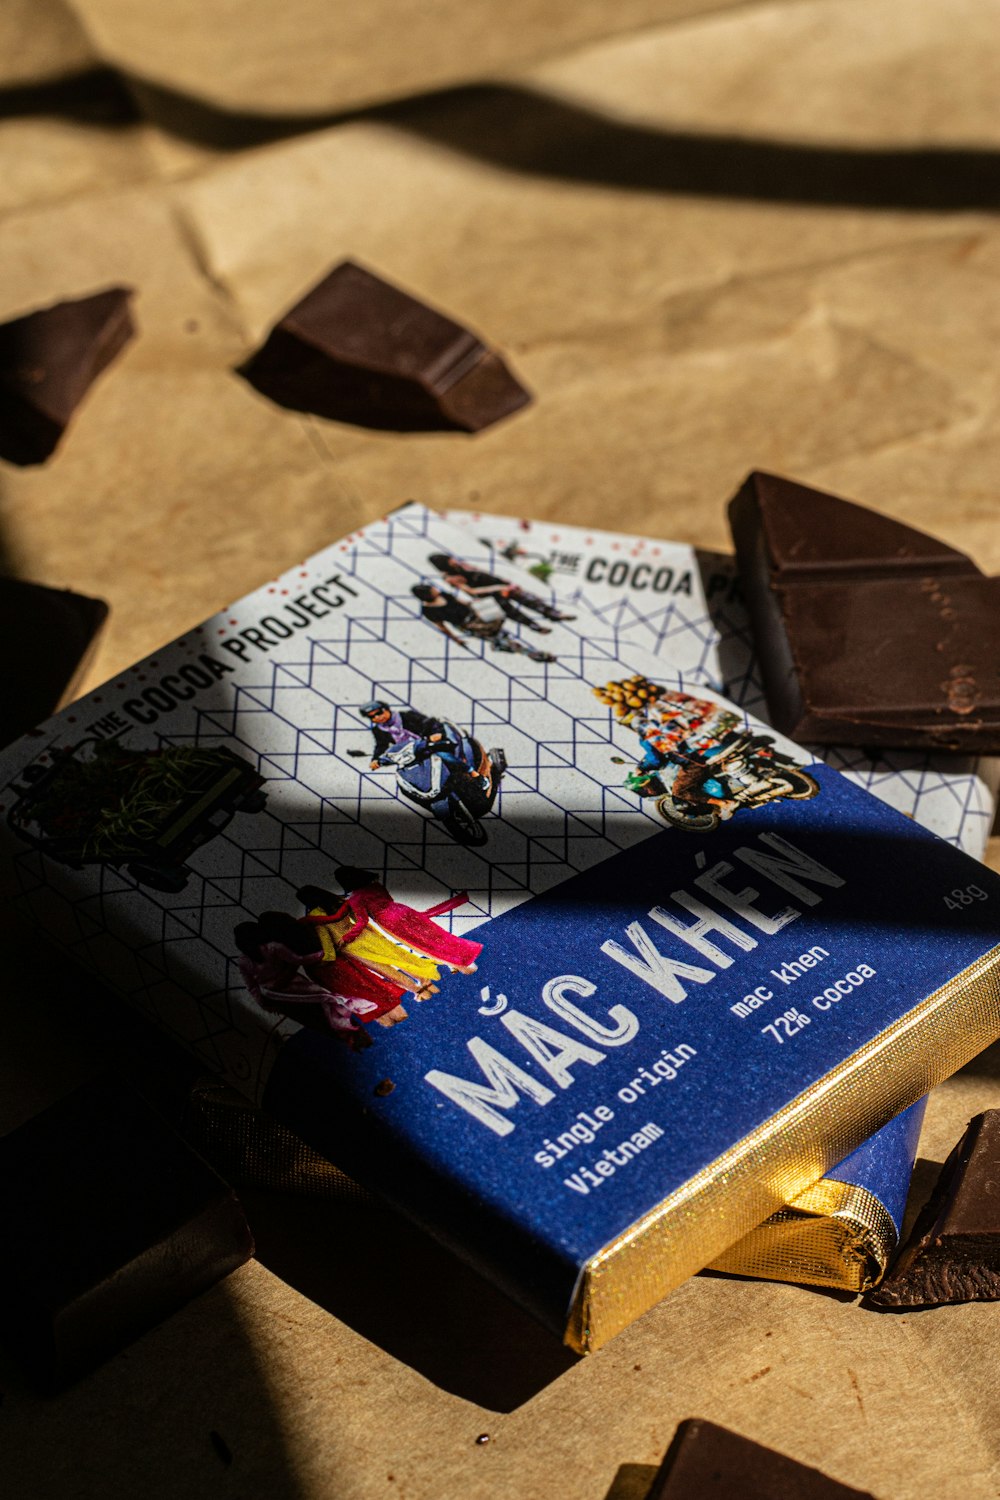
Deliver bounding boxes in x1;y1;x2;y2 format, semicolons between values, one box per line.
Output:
355;721;506;845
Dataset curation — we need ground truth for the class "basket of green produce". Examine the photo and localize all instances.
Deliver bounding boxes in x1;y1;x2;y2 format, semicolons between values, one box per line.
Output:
7;736;267;891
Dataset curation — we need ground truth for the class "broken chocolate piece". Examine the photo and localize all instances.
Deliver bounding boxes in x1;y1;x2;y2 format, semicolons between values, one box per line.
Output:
0;1072;253;1388
0;579;108;747
734;471;978;581
729;470;1000;750
0;287;135;465
649;1419;876;1500
772;573;1000;749
239;260;530;433
870;1111;1000;1307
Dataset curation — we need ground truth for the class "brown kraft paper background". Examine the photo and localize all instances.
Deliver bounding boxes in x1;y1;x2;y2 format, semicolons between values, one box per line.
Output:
1;3;1000;1497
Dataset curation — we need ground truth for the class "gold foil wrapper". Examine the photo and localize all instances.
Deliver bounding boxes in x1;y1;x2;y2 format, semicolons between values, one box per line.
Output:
185;1080;371;1203
192;1081;895;1291
566;945;1000;1352
708;1179;898;1293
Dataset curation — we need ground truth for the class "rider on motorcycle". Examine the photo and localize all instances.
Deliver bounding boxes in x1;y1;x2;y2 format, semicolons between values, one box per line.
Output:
358;700;506;845
601;676;817;829
629;702;748;817
359;701;470;778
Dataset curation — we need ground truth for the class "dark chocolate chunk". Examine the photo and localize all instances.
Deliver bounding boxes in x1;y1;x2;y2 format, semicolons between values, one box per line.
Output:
870;1111;1000;1307
0;578;107;747
771;572;1000;747
239;260;531;433
649;1419;876;1500
728;470;1000;750
0;1072;253;1388
0;287;135;465
734;471;977;581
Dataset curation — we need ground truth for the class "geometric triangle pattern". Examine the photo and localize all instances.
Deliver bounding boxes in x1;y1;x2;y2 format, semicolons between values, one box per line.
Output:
0;505;731;1100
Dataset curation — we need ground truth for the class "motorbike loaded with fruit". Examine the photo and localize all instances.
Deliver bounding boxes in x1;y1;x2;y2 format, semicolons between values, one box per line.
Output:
594;674;819;831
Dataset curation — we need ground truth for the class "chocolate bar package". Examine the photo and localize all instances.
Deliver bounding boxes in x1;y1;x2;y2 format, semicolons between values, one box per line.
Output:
447;509;998;1290
3;503;1000;1351
180;510;970;1289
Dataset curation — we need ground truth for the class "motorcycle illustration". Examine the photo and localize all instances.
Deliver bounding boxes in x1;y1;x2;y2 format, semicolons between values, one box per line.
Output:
6;735;267;891
613;731;818;831
351;708;506;846
599;675;819;832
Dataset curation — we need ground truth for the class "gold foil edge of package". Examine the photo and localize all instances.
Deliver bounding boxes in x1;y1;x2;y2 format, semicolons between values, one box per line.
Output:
708;1179;897;1292
185;1081;371;1203
184;947;1000;1352
188;1084;896;1291
565;944;1000;1353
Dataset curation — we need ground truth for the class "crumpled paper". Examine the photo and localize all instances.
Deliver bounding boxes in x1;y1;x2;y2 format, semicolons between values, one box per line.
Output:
2;2;1000;1497
60;0;770;115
